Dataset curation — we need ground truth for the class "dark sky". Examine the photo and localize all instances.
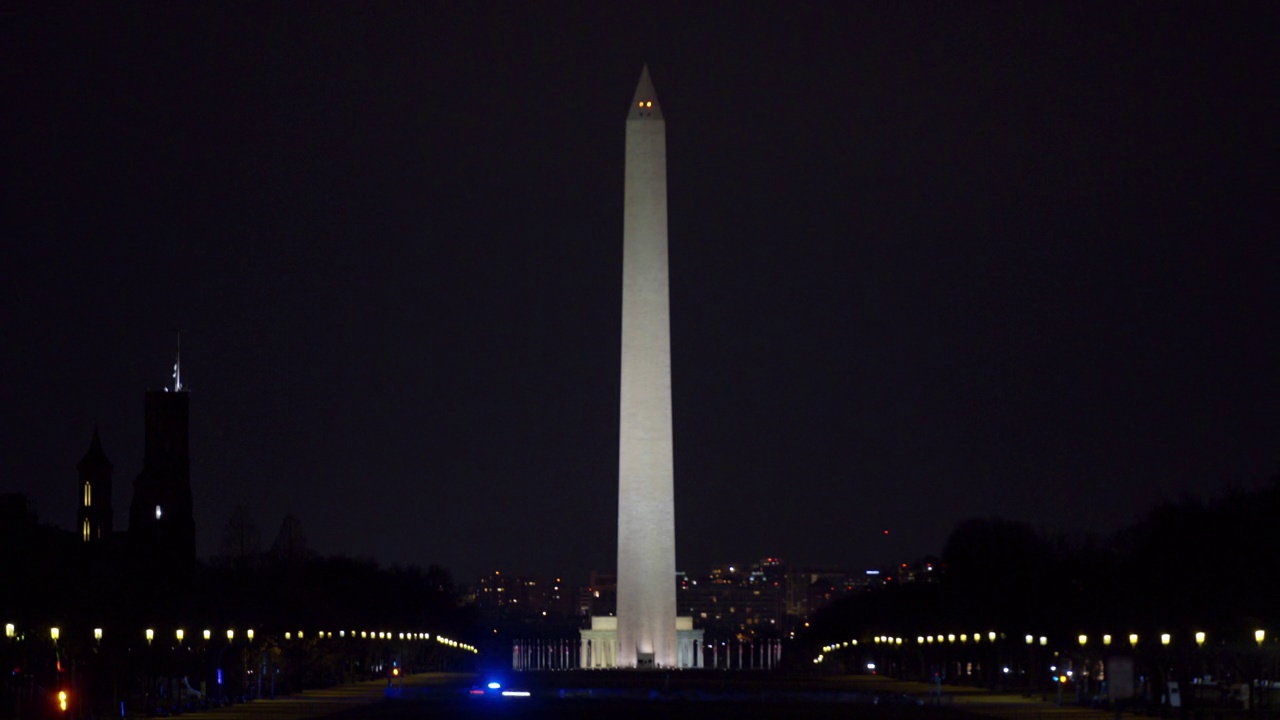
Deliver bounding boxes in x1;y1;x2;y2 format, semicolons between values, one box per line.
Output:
3;3;1274;586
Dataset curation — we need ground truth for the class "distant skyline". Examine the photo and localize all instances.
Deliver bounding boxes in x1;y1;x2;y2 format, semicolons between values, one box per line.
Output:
3;3;1274;586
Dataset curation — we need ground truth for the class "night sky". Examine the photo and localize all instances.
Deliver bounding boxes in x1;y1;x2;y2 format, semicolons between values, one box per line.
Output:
3;3;1274;586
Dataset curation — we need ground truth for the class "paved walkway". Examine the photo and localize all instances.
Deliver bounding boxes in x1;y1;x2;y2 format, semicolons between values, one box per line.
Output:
849;676;1121;720
177;673;470;720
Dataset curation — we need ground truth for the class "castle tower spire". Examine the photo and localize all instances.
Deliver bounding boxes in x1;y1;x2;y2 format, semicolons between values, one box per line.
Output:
77;425;114;542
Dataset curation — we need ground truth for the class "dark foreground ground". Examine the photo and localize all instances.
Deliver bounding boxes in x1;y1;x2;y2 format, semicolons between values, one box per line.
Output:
186;671;1137;720
343;672;966;720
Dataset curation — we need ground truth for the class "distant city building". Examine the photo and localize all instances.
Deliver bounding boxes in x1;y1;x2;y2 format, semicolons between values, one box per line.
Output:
76;427;113;543
475;571;573;620
678;575;783;635
584;571;616;617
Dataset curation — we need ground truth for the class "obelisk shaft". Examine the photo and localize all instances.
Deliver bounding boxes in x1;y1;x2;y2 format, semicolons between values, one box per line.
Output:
616;66;676;668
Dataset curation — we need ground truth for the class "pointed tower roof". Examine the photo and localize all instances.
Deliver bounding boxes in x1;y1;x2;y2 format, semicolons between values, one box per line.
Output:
78;426;113;471
627;64;663;121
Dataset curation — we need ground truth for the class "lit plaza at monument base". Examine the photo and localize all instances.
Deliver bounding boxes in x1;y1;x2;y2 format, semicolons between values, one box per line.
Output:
580;617;704;669
577;66;702;669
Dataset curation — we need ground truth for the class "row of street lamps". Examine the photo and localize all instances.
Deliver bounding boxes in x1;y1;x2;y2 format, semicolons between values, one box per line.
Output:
816;629;1271;663
6;623;477;653
1073;630;1266;649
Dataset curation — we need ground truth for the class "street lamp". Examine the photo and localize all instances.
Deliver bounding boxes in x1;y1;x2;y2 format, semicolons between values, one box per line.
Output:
1079;635;1087;647
1040;636;1047;646
1026;635;1034;645
1256;630;1266;647
94;628;102;642
176;629;184;643
146;629;154;645
50;627;59;642
1161;633;1171;646
1196;632;1205;647
227;629;234;641
247;629;254;641
1129;634;1139;647
203;629;211;641
1103;635;1112;646
5;624;13;638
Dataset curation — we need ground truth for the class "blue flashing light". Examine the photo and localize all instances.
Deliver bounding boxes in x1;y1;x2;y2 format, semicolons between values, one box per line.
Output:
217;669;223;685
487;681;501;690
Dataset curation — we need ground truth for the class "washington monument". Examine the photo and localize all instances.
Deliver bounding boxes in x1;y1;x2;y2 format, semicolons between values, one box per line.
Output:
615;65;677;668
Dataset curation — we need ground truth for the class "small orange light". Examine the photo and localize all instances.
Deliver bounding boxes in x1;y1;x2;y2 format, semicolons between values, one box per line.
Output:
638;102;643;108
392;667;400;676
646;101;652;107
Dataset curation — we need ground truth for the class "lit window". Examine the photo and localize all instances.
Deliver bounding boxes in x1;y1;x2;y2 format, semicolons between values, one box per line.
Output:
155;505;163;520
84;482;91;507
83;519;90;542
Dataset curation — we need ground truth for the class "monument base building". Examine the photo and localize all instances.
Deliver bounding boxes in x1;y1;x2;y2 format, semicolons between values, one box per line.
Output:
579;616;704;669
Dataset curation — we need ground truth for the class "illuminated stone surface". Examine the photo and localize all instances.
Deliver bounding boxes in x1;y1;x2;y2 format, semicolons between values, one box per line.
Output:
615;65;676;668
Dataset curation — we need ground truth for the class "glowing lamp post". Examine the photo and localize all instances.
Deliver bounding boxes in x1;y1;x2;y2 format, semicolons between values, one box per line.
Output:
94;628;102;642
1078;635;1087;648
247;629;254;641
176;629;185;644
1103;634;1112;646
1256;630;1266;648
1161;633;1171;646
1129;634;1139;647
227;629;234;642
203;629;211;641
5;624;13;639
50;627;60;642
1196;632;1205;648
146;629;154;645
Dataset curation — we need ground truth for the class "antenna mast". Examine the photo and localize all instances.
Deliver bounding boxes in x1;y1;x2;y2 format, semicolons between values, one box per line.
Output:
172;331;184;392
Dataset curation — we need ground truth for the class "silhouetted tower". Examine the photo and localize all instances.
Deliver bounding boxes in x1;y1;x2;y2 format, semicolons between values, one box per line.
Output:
77;426;113;542
129;339;196;563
